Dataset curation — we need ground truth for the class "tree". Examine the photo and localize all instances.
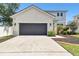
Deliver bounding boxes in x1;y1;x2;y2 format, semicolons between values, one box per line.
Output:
68;21;77;33
0;3;20;35
0;3;20;26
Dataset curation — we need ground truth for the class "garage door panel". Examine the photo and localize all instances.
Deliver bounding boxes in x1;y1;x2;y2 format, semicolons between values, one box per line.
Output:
19;23;47;35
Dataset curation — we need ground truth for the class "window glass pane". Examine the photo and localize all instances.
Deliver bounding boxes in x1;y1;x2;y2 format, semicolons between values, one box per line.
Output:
61;13;63;16
57;13;59;16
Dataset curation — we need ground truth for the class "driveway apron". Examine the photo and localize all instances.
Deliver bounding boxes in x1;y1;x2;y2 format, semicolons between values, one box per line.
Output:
0;36;72;56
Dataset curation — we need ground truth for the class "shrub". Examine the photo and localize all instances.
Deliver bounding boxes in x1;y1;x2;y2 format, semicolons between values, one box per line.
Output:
74;32;79;35
62;30;76;35
62;30;73;35
61;26;72;35
62;31;66;35
69;31;76;35
48;31;55;36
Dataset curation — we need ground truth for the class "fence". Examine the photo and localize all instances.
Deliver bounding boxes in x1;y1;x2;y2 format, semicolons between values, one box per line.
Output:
0;26;13;37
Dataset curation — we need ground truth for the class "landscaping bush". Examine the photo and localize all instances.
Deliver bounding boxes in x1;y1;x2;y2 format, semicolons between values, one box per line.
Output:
61;26;72;35
48;31;55;36
70;31;76;35
62;30;76;35
62;31;68;35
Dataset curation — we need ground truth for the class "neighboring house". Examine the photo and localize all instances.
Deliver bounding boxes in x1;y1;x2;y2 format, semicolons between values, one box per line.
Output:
73;15;79;33
74;15;79;26
11;5;67;36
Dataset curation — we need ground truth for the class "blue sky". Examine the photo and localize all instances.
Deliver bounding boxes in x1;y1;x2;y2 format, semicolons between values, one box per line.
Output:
17;3;79;23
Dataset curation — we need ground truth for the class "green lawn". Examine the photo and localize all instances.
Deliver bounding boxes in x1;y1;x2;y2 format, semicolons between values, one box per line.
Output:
71;35;79;40
72;35;79;38
58;41;79;56
0;35;14;43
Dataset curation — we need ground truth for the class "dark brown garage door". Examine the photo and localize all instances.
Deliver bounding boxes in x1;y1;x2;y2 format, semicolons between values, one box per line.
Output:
19;23;47;35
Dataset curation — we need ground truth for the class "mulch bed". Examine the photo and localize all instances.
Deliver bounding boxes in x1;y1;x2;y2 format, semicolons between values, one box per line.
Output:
52;35;79;44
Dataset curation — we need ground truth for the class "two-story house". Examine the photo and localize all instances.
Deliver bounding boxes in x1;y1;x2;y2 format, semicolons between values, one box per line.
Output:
46;10;67;26
11;5;67;35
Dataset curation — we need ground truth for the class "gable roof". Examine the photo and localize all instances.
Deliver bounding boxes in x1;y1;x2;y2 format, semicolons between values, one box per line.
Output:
11;5;56;18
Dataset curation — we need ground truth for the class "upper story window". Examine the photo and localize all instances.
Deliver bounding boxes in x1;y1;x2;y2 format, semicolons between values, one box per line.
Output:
57;13;59;16
61;13;63;16
57;12;63;16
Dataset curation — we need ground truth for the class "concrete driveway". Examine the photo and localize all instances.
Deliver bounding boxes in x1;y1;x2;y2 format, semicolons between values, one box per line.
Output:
0;36;72;56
